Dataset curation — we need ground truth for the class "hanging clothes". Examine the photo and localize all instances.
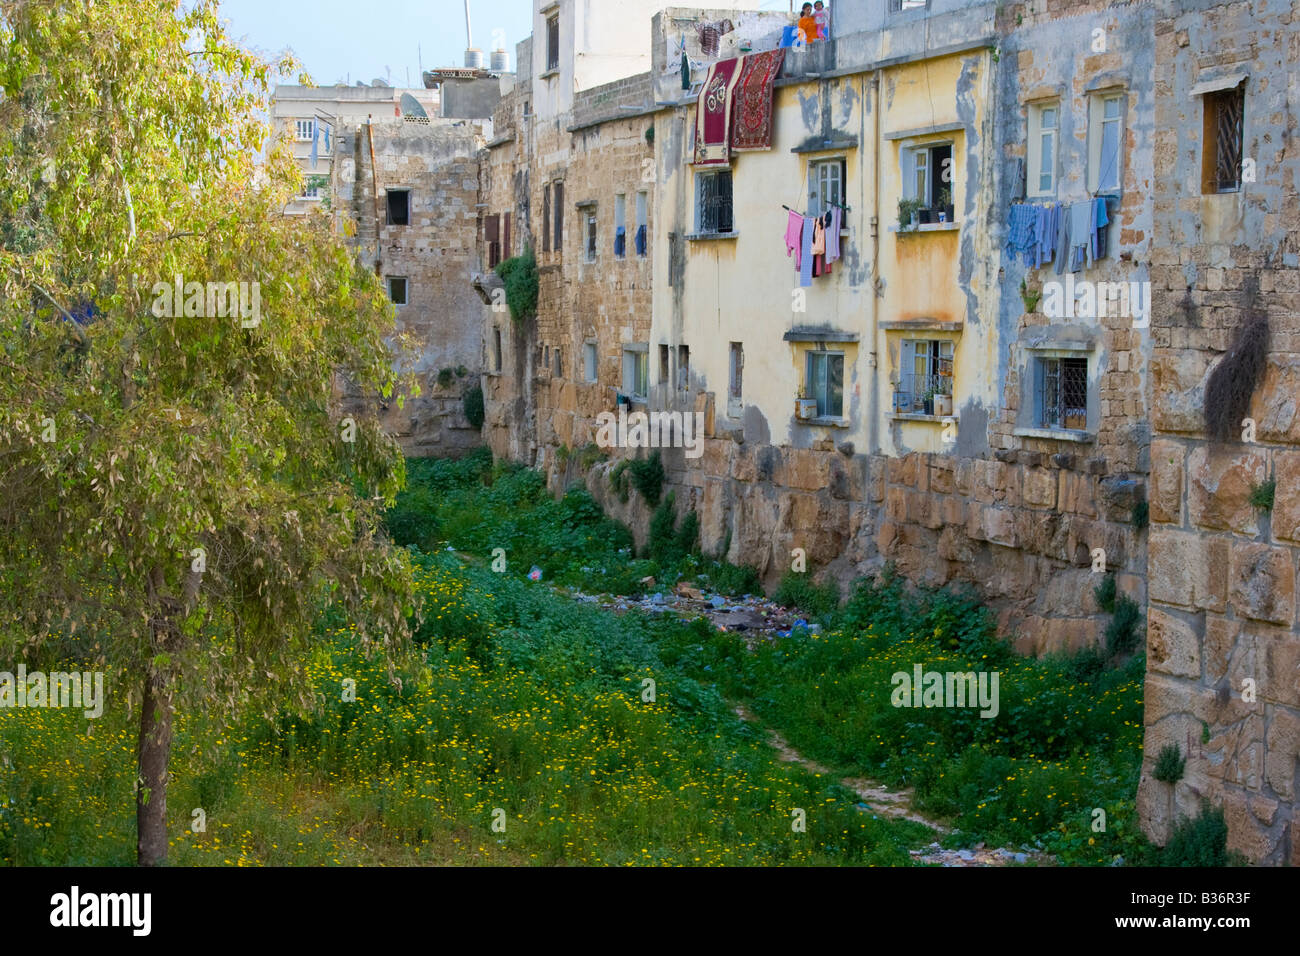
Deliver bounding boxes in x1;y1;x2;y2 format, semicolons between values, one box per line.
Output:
799;216;815;287
1090;197;1110;263
811;217;826;256
698;23;720;57
825;206;842;264
1067;200;1092;271
785;210;804;269
635;224;647;256
680;49;691;91
614;226;626;258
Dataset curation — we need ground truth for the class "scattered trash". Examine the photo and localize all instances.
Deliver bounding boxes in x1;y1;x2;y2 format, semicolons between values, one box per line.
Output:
528;566;543;582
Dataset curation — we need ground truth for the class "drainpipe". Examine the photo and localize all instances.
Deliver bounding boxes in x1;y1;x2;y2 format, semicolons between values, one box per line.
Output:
869;70;882;455
367;116;381;273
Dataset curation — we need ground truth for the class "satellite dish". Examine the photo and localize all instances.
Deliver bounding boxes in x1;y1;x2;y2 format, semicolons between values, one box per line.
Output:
399;93;429;118
371;77;391;88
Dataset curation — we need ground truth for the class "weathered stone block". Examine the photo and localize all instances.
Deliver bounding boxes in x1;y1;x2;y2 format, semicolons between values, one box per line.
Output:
1229;543;1295;625
1023;467;1057;509
1188;446;1266;534
1150;439;1185;524
1271;451;1300;544
1264;708;1300;801
1147;606;1203;679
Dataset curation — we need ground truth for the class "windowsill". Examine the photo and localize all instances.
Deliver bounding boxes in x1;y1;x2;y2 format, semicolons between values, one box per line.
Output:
1013;426;1095;443
485;370;502;378
540;68;559;80
890;221;960;234
798;415;850;428
686;231;738;241
892;412;956;423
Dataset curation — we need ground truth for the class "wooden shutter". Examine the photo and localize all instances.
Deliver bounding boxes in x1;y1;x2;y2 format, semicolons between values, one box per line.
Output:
503;212;512;260
553;182;564;251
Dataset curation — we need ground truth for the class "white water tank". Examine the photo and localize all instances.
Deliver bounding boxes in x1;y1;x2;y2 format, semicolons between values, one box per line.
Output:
464;48;484;69
490;48;509;72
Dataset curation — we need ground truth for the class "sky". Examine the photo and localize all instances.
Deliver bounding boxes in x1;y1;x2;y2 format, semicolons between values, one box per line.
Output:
216;0;794;89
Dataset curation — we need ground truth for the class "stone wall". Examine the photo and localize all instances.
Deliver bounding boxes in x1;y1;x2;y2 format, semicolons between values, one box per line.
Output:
332;119;487;457
1137;0;1300;864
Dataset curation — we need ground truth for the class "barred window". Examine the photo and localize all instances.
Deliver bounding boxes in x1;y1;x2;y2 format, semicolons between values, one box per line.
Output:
1203;86;1244;194
1036;356;1089;430
696;170;733;234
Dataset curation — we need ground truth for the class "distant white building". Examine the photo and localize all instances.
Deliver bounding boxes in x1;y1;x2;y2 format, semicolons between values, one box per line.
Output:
269;83;441;215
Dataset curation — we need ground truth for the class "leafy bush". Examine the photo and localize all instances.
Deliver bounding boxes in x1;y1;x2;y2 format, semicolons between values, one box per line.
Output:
675;510;700;557
1152;743;1185;784
1161;804;1232;867
495;246;539;324
1093;574;1117;613
628;451;664;506
437;367;455;389
463;385;485;430
1131;499;1149;531
647;492;681;565
774;570;840;619
1105;593;1143;659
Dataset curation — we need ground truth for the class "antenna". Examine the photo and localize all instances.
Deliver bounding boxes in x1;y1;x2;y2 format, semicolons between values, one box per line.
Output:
464;0;473;49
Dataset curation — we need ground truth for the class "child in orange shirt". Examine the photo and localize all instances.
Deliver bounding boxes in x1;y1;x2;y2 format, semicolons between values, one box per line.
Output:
798;3;818;43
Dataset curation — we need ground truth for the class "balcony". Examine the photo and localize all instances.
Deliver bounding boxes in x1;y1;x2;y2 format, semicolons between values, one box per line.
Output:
893;373;953;417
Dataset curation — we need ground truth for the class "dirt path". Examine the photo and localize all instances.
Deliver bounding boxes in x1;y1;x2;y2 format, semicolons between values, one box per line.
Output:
731;703;1050;867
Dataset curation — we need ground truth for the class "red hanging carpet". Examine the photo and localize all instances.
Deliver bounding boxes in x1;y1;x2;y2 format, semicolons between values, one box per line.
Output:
693;55;745;166
730;48;786;152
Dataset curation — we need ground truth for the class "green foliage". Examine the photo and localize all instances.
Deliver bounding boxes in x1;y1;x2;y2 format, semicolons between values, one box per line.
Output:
495;246;539;324
1094;574;1117;613
675;510;700;558
1105;593;1143;659
647;492;681;564
1250;478;1276;512
609;460;631;503
897;196;924;231
1152;744;1186;785
577;442;606;470
1131;499;1149;531
774;571;840;619
0;0;417;864
628;451;665;506
1160;804;1232;866
463;385;485;430
437;367;456;389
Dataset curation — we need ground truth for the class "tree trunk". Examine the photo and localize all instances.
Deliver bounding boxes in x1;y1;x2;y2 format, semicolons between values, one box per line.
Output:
136;664;174;866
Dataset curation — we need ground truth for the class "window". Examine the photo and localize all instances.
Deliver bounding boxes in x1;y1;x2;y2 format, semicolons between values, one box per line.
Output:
623;347;649;400
729;343;743;400
1027;102;1058;197
1202;86;1244;194
677;345;690;389
583;342;598;382
386;189;410;226
294;119;315;142
542;184;552;253
896;339;954;413
485;214;502;268
585;211;597;262
1088;93;1124;193
553;347;563;378
635;192;648;257
809;159;846;217
904;143;953;208
1035;356;1089;430
301;176;323;200
614;194;627;259
805;351;844;419
552;181;565;252
386;276;408;306
889;0;928;10
695;170;734;234
493;328;503;372
546;14;560;72
658;344;670;383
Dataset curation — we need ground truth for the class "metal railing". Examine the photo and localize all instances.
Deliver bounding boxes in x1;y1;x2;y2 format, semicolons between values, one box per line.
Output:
894;373;953;413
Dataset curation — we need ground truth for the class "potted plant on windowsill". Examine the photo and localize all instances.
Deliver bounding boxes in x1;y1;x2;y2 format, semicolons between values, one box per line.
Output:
917;206;936;225
938;187;954;223
933;376;953;416
897;197;923;232
921;385;936;416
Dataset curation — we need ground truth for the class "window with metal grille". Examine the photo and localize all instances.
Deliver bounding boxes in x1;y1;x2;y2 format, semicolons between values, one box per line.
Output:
805;351;844;419
1036;356;1089;430
1202;87;1244;194
809;159;845;217
696;170;733;234
585;211;597;262
894;339;954;413
546;15;560;72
